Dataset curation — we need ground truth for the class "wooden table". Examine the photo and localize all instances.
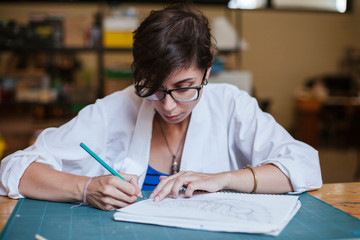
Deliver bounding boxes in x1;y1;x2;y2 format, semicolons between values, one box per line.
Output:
308;182;360;219
0;182;359;233
0;196;17;232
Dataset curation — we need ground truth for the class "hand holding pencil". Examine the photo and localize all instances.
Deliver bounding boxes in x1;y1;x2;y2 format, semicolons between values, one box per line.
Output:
80;143;142;210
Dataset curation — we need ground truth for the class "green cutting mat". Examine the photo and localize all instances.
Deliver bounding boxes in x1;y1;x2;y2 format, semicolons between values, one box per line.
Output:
1;192;360;240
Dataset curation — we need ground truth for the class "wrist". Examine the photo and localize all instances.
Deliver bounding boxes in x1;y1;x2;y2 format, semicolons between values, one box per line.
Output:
243;165;258;193
82;177;94;205
75;176;92;202
221;171;236;190
222;169;257;193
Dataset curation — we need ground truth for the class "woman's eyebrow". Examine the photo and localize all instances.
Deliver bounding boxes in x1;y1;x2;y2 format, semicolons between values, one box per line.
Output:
175;77;196;85
161;77;197;89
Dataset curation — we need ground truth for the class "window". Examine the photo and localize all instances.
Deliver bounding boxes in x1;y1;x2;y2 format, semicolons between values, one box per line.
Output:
228;0;349;13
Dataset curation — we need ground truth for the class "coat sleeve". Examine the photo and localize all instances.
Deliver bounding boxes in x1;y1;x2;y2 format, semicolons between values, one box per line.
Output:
227;86;322;193
0;99;109;199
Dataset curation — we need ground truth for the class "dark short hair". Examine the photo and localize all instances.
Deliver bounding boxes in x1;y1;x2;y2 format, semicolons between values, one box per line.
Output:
132;3;216;97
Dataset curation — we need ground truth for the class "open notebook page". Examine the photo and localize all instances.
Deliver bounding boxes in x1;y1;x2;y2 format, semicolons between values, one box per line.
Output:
113;192;300;236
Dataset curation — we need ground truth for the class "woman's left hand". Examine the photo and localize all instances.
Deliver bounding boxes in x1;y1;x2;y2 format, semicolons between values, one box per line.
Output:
149;171;228;201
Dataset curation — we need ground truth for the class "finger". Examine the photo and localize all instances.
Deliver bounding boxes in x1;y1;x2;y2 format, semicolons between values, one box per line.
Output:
86;183;138;210
94;175;139;204
159;175;169;180
126;175;143;198
153;177;181;202
122;173;142;198
134;185;143;198
171;172;207;198
150;175;174;198
184;182;202;198
122;173;139;187
184;177;222;198
90;194;135;211
152;175;170;198
155;172;191;201
116;182;141;200
110;174;139;197
98;179;139;204
112;187;139;204
151;172;185;199
171;175;193;198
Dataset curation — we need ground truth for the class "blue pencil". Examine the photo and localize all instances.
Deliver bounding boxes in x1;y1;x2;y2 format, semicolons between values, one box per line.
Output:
80;142;126;181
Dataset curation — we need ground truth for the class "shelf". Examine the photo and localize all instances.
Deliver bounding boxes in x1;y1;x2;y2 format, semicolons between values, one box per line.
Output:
0;45;133;99
0;100;83;122
0;0;229;4
0;46;132;53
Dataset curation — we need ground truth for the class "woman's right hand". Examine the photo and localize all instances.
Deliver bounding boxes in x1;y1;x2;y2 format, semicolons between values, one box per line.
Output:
19;162;141;211
85;173;142;211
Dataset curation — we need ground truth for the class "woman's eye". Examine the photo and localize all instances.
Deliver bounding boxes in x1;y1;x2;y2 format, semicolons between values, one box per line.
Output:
177;88;190;93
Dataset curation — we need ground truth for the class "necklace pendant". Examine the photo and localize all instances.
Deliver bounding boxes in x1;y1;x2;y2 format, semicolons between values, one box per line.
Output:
172;155;178;174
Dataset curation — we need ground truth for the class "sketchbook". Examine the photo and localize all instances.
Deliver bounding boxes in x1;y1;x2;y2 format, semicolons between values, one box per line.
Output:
113;192;301;236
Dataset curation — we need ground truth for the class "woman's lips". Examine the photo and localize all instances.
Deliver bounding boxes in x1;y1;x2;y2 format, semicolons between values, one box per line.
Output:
163;114;181;121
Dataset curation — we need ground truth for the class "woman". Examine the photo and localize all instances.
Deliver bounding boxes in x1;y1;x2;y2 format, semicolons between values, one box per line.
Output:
0;4;322;210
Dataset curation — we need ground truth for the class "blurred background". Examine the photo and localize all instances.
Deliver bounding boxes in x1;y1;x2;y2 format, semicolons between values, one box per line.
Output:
0;0;359;184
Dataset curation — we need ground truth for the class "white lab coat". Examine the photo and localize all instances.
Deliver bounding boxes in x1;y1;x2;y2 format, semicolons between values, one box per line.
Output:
0;83;322;198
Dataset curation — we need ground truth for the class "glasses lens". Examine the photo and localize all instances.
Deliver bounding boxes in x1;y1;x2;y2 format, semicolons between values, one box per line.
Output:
144;90;164;101
172;88;198;102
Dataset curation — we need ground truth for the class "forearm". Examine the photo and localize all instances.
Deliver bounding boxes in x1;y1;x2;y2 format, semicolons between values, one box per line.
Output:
223;164;294;194
18;162;89;202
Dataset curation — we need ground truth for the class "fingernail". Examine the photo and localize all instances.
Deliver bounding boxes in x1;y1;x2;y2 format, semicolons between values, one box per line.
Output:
154;196;159;202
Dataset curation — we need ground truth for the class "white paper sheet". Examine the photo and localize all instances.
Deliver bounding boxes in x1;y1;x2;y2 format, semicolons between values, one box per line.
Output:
113;192;300;236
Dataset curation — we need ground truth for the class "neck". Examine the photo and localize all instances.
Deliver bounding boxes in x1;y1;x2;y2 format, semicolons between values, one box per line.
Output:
155;112;190;175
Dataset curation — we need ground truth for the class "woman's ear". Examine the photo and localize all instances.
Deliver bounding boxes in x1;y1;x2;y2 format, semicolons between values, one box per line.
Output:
206;66;212;79
204;66;212;84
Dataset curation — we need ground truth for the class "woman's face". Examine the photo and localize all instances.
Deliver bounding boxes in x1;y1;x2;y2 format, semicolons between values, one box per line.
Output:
150;66;210;124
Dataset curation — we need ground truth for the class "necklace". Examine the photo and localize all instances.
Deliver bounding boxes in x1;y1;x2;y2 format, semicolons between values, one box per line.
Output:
156;117;187;174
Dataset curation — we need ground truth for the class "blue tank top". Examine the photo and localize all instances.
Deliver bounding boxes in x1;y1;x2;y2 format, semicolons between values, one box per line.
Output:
142;165;170;191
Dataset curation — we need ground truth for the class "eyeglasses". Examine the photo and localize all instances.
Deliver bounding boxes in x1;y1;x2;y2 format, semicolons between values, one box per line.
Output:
144;69;208;102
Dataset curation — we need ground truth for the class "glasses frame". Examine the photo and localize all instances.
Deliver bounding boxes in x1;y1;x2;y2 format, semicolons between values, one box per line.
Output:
145;68;208;103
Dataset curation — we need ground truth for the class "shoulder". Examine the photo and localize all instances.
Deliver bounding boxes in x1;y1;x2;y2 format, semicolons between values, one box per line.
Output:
204;83;253;106
201;83;263;125
100;86;141;106
73;86;143;128
94;86;143;115
206;82;249;96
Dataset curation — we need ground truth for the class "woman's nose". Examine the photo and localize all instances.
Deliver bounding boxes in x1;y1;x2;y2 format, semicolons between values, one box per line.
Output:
162;94;177;112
